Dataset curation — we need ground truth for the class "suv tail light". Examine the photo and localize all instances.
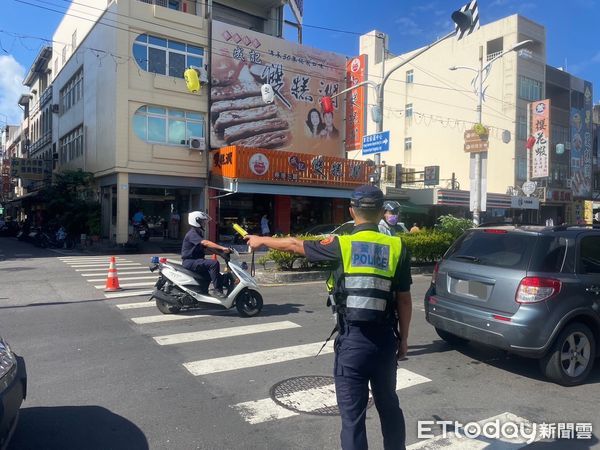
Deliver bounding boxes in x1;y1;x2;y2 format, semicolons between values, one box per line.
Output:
431;262;439;285
516;277;561;303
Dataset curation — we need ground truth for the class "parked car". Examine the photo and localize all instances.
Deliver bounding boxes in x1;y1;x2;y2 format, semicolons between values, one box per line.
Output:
332;220;409;235
425;224;600;386
296;223;338;236
0;335;26;449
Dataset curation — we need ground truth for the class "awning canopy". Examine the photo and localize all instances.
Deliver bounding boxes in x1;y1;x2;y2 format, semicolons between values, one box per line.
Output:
399;201;429;215
210;177;355;199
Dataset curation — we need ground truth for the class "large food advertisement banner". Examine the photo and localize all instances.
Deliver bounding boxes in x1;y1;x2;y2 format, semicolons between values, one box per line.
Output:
210;21;346;157
345;55;367;152
570;82;593;198
530;99;550;179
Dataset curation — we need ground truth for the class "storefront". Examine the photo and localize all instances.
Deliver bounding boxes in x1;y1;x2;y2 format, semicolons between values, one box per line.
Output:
98;173;205;242
208;146;369;241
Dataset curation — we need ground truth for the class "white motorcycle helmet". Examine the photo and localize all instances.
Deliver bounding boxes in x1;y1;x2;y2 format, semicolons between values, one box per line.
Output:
188;211;209;228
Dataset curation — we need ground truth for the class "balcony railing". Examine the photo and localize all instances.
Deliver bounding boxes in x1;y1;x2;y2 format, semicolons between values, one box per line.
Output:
486;51;503;61
137;0;196;14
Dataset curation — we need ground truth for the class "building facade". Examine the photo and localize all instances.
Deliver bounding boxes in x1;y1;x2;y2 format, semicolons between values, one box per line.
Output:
358;14;594;224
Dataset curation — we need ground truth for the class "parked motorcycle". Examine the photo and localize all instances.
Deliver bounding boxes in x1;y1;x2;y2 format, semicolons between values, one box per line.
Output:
148;249;263;317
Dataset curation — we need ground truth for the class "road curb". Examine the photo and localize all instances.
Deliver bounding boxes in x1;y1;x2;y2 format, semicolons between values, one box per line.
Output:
255;265;434;284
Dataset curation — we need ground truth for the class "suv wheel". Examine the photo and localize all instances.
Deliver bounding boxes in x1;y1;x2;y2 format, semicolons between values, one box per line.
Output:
435;328;469;346
540;323;596;386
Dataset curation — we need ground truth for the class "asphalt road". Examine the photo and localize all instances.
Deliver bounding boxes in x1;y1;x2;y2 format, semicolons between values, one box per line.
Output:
1;237;599;450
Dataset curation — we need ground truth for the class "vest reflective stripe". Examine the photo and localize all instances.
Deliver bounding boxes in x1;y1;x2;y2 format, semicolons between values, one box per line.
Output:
336;230;402;324
345;276;392;291
346;296;388;311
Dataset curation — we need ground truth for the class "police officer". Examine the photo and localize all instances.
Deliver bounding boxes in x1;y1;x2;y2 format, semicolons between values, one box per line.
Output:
379;200;403;236
182;211;231;298
245;185;412;450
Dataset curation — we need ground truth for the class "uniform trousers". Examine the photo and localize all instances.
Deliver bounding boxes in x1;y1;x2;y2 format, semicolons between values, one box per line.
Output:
334;322;406;450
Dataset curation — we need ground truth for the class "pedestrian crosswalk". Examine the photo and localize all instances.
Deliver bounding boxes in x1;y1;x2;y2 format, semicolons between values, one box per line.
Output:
58;255;158;300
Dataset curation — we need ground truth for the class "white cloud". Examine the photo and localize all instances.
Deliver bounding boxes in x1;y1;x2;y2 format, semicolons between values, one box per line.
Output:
0;55;28;125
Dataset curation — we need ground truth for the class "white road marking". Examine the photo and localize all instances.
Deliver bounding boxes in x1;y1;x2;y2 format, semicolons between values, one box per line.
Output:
233;369;431;425
183;341;334;376
153;321;302;346
87;275;157;282
69;263;142;268
80;271;151;277
59;257;129;261
116;302;155;310
76;267;143;272
94;281;155;289
406;412;541;449
104;289;154;299
131;313;208;324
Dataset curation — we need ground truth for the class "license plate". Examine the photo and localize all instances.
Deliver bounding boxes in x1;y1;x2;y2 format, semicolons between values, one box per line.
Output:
453;279;489;300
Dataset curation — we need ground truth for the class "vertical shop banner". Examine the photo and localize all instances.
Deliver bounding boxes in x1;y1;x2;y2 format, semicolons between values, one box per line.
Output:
570;82;593;199
345;55;367;152
210;21;346;157
530;99;550;178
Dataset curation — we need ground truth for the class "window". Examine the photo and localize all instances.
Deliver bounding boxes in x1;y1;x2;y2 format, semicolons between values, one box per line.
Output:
59;125;84;164
518;76;543;101
168;0;180;10
62;46;66;65
72;30;77;50
404;137;412;151
406;70;414;84
60;68;83;113
517;157;527;180
579;236;600;274
517;116;527;140
133;34;204;78
405;103;413;118
133;105;205;145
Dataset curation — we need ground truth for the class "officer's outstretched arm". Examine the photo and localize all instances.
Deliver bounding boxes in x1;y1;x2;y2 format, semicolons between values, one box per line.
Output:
245;235;306;255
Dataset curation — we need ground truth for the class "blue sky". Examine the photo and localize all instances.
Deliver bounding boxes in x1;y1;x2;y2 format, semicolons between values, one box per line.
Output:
1;0;599;126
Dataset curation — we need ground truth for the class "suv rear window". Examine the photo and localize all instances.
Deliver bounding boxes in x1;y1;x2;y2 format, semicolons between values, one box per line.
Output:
445;230;536;270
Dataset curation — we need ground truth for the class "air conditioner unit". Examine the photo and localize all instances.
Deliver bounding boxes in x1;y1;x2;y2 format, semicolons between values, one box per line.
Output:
190;66;208;84
51;104;60;114
188;136;205;150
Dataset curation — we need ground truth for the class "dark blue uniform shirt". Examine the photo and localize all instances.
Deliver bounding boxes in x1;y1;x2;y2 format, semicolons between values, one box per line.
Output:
181;228;206;260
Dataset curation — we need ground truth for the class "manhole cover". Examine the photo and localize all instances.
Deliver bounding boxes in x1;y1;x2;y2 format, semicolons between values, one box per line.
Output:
270;375;373;416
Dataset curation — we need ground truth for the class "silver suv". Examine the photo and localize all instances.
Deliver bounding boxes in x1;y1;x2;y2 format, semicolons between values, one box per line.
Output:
425;224;600;386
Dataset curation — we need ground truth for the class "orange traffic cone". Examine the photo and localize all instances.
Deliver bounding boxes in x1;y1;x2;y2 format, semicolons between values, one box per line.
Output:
104;256;122;292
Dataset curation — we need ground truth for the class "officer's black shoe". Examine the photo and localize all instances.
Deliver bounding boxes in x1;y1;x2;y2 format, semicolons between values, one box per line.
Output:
209;288;226;299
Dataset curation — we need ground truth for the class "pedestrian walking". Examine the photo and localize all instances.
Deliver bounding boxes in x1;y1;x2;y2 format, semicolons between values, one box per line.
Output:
260;214;270;236
245;184;412;449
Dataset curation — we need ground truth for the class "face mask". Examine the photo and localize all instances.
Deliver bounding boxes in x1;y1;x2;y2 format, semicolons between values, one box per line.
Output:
386;215;399;226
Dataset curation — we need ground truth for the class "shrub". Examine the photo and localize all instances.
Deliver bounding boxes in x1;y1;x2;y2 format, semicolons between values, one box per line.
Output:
436;214;473;240
400;231;454;263
258;235;324;271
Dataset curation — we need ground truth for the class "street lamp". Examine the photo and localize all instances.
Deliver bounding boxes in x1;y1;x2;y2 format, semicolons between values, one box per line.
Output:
449;39;532;225
324;8;474;185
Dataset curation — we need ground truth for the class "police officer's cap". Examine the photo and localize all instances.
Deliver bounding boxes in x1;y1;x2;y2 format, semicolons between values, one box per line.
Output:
350;185;384;209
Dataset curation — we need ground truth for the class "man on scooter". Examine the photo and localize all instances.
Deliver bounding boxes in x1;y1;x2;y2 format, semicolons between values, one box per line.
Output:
182;211;231;298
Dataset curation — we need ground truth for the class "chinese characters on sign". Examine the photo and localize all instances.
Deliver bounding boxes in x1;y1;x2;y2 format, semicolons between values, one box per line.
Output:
345;55;366;152
10;158;51;181
570;82;593;199
210;146;368;187
210;21;346;157
530;100;550;179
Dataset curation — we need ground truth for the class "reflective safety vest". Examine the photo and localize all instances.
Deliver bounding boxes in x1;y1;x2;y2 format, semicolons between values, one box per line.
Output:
331;230;402;324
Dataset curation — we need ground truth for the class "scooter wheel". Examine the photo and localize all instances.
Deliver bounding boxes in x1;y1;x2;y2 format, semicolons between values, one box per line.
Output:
156;299;181;314
235;289;263;317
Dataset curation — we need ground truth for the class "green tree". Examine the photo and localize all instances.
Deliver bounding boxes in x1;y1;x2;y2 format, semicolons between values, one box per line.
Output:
436;214;474;240
39;170;100;236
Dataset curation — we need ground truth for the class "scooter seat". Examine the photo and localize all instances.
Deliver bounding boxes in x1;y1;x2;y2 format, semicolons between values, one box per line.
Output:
169;262;211;281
